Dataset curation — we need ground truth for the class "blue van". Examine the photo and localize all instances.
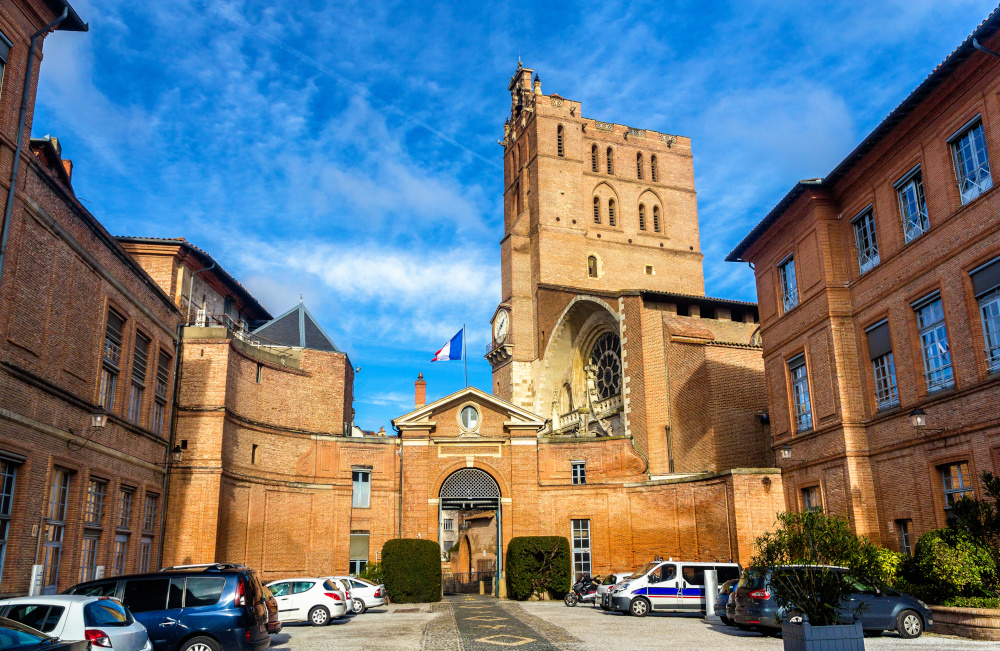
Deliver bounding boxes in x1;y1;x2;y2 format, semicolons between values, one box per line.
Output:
65;563;269;651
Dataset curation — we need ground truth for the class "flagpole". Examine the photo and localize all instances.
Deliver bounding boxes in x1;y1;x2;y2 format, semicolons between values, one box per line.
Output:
463;324;468;387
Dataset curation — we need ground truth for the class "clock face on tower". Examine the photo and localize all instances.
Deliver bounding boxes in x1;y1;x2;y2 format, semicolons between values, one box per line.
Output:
493;310;509;344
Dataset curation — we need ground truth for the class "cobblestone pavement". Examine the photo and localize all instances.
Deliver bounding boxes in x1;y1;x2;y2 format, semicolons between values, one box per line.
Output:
272;597;996;650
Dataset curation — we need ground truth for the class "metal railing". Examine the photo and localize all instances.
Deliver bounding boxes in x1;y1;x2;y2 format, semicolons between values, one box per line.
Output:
187;311;296;357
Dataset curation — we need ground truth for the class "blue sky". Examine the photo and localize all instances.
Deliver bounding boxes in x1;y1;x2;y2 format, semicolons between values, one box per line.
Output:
33;0;997;430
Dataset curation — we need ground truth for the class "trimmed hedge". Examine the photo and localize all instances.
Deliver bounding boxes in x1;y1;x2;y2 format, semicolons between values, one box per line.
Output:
381;538;442;603
505;536;571;601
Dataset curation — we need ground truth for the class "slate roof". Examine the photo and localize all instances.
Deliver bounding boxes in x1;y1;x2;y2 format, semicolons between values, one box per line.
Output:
726;7;1000;263
252;301;341;352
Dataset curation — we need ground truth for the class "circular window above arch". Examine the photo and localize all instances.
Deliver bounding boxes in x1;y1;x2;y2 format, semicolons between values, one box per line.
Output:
458;404;481;433
589;331;622;400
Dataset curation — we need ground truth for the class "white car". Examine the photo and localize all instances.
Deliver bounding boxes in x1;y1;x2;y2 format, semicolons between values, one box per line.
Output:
324;576;387;614
266;578;347;625
597;573;632;609
0;595;151;651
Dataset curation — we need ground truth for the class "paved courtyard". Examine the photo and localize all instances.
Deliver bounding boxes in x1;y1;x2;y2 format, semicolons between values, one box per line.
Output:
271;595;995;650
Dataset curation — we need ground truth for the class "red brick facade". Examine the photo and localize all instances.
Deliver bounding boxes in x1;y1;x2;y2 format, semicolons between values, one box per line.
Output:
729;12;1000;552
0;0;180;596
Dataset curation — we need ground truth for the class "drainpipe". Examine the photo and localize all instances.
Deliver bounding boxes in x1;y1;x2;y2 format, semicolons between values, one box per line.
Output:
392;423;403;538
0;8;69;286
156;320;183;571
185;261;217;325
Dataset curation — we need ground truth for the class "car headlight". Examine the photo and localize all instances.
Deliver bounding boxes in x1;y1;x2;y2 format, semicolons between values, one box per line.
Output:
619;583;629;592
917;599;929;610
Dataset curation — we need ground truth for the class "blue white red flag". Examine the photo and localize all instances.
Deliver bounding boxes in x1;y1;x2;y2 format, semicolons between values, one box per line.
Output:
432;328;464;361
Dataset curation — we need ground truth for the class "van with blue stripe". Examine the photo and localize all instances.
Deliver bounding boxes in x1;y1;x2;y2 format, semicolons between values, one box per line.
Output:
609;560;741;617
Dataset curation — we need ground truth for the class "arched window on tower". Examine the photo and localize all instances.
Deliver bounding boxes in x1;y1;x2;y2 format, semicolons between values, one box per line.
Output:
588;255;598;278
639;204;646;231
591;145;599;172
653;206;661;233
606;147;614;174
557;125;564;157
636;153;643;180
608;199;616;226
593;197;601;224
651;155;658;182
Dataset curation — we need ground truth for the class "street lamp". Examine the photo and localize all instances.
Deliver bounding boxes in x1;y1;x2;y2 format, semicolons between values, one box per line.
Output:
170;445;183;464
780;444;792;460
909;408;927;429
91;407;107;429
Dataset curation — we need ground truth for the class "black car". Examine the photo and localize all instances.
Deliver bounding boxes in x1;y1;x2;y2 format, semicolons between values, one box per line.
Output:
65;563;270;651
732;566;932;638
0;616;88;651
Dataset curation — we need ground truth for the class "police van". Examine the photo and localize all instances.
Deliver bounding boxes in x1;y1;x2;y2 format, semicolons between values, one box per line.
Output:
609;560;742;616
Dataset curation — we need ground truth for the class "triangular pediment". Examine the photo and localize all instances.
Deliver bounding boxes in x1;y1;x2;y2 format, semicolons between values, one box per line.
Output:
392;386;544;429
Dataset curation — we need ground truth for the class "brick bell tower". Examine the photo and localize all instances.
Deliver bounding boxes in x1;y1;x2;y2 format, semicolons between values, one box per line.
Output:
486;62;705;412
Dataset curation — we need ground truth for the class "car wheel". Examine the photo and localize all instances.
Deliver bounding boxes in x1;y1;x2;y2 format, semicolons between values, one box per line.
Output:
897;610;923;639
720;615;732;626
629;598;650;617
787;611;804;624
309;606;331;626
179;637;221;651
352;598;367;615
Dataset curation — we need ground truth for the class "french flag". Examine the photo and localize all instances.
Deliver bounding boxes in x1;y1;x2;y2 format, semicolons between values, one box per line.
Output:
432;328;464;361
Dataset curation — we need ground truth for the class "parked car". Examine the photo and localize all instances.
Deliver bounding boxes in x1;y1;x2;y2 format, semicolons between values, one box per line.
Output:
609;560;742;616
715;579;739;625
0;616;89;651
265;579;347;625
323;579;354;617
731;566;932;638
65;562;270;651
323;576;387;614
0;595;150;651
598;573;631;610
259;586;281;635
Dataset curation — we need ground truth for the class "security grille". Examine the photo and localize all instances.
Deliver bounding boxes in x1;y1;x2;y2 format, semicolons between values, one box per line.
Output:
439;469;500;511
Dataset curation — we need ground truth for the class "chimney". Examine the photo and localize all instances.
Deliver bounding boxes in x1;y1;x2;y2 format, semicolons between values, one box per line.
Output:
415;372;426;408
62;159;73;183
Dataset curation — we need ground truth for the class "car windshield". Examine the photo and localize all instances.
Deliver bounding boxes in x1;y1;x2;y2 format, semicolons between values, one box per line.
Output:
738;569;766;590
628;563;658;580
602;575;619;585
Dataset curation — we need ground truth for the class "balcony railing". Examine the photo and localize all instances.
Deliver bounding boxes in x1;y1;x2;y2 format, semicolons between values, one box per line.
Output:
187;311;296;357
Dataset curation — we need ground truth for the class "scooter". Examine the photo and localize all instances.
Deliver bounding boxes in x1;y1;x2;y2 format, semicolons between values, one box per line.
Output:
564;574;600;607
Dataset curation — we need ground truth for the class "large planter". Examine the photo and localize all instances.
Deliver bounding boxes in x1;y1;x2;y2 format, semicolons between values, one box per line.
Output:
781;620;864;651
930;606;1000;641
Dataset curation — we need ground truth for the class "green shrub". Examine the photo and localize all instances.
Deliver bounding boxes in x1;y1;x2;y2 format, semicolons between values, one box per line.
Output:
874;547;904;586
381;538;442;603
912;528;995;600
940;595;1000;609
505;536;571;601
358;561;384;585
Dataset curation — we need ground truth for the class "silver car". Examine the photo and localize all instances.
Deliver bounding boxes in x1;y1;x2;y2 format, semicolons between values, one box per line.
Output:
598;573;632;610
0;595;151;651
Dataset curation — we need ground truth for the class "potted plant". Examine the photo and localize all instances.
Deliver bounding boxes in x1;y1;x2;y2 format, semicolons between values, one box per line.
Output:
751;511;883;650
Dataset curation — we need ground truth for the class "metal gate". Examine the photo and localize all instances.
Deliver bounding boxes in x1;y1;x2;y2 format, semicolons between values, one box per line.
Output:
439;469;503;596
443;570;495;595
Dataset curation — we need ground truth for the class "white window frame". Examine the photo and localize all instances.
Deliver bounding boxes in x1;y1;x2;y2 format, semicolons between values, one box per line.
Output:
138;537;153;573
349;532;369;576
979;288;1000;373
895;166;928;243
779;255;798;312
352;469;371;509
788;355;812;432
801;486;821;512
872;352;899;411
80;535;99;583
941;461;973;508
851;207;880;274
914;295;953;392
571;519;591;580
112;534;128;577
897;519;912;556
950;117;993;204
42;470;71;594
571;461;586;485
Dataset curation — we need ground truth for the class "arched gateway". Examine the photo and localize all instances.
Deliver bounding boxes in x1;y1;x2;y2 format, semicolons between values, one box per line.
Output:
439;468;503;595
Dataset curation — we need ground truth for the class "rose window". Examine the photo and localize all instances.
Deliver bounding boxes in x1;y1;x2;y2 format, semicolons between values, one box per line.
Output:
589;331;622;400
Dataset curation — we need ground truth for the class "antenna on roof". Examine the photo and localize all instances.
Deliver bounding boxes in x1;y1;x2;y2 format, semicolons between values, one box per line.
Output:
299;293;303;303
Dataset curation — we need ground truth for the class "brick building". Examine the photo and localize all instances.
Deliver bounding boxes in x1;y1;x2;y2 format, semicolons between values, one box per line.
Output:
152;65;785;583
0;0;185;596
727;9;1000;553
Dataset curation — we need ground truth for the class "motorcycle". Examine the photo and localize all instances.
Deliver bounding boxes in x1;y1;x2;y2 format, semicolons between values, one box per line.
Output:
564;574;600;607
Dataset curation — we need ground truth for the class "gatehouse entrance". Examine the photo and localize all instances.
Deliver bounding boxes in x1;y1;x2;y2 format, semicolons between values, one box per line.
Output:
438;468;502;596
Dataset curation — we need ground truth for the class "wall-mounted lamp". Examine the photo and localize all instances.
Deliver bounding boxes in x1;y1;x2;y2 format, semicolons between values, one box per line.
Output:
780;444;792;460
169;445;183;464
91;407;108;429
909;407;927;429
